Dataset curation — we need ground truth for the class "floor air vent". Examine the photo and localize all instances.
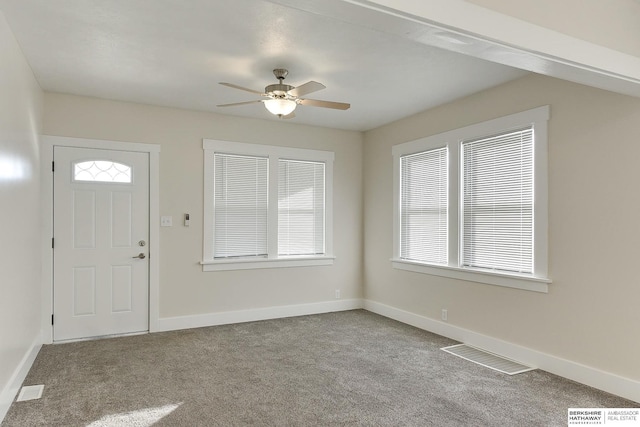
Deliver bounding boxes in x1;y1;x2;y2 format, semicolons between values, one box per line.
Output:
441;344;535;375
16;385;44;402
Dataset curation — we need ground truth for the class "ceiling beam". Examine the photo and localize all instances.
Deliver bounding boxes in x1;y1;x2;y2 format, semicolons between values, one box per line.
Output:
267;0;640;98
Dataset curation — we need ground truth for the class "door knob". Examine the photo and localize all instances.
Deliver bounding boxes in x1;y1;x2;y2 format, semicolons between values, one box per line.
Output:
132;253;146;259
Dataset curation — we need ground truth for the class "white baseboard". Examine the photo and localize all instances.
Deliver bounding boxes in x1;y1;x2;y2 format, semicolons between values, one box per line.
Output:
364;299;640;404
155;298;364;333
0;338;42;423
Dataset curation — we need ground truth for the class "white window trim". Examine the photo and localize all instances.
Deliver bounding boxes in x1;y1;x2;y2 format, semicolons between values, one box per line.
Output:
202;139;334;271
391;106;551;293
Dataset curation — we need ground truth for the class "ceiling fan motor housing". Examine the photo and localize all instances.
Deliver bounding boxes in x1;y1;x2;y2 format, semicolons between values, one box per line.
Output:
267;68;294;97
265;83;294;97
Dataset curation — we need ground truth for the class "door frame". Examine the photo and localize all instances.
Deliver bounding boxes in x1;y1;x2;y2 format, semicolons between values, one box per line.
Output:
41;135;161;344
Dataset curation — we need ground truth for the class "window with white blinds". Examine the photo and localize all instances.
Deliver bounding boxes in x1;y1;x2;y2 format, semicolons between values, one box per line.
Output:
203;139;334;271
278;159;325;256
214;153;268;259
400;147;448;264
462;128;533;274
391;106;550;292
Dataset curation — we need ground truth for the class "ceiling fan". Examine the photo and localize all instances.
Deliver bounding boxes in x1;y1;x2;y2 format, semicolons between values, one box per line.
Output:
217;69;350;119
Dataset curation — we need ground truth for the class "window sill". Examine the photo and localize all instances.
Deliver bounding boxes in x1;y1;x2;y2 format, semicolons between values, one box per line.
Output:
390;259;551;293
202;256;335;272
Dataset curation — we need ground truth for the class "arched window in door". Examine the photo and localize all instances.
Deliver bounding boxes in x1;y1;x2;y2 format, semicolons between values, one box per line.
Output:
73;160;132;183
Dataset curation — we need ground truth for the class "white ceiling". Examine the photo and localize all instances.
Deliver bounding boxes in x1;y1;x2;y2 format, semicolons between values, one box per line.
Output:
0;0;528;131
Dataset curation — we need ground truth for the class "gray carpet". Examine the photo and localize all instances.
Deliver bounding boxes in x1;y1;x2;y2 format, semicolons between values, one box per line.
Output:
3;310;636;426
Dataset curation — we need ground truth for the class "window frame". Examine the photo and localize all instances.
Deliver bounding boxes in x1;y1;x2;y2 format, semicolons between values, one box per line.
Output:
202;139;334;271
391;106;551;293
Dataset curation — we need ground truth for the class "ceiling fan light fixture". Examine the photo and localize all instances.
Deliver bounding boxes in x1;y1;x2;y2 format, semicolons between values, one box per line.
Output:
264;98;296;116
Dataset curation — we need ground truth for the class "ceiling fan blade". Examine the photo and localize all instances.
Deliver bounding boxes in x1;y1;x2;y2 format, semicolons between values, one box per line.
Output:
217;100;263;107
281;112;296;119
299;98;350;110
219;82;265;95
288;81;325;97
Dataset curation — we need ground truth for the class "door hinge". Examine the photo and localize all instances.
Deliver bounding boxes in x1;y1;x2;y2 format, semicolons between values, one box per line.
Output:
51;314;54;325
52;161;55;172
52;237;54;249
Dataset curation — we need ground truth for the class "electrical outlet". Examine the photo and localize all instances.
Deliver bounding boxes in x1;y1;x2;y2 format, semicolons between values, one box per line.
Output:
335;289;341;299
441;309;448;322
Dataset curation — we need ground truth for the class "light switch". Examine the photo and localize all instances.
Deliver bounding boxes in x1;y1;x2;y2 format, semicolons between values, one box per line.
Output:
161;216;173;227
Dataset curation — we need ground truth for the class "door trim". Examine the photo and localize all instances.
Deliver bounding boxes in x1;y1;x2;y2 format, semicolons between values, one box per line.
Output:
41;135;161;344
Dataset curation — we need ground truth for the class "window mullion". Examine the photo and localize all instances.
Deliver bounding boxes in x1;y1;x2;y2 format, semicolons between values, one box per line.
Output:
267;154;279;259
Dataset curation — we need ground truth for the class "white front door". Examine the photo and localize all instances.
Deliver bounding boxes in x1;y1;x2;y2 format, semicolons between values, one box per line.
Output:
53;146;150;341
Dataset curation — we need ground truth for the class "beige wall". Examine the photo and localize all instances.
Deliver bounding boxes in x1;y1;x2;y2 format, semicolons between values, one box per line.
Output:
363;73;640;381
466;0;640;57
43;94;364;318
0;12;43;410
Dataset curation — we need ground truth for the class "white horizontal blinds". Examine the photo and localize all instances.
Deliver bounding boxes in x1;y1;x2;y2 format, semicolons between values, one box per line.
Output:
400;147;448;264
214;153;268;258
278;159;325;256
462;127;534;274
